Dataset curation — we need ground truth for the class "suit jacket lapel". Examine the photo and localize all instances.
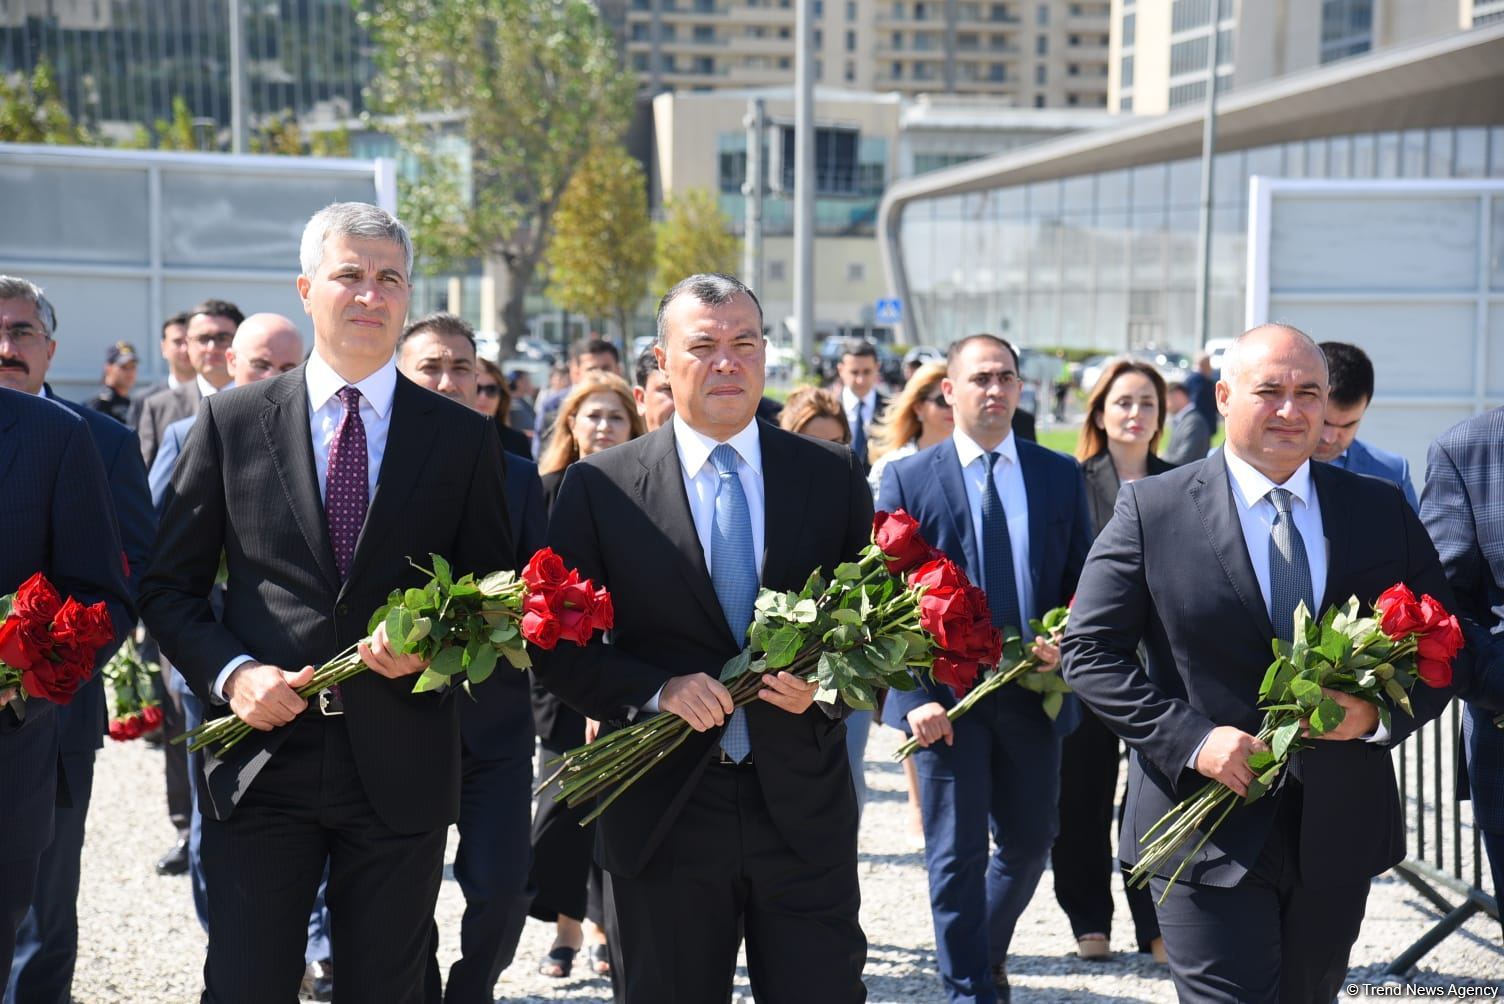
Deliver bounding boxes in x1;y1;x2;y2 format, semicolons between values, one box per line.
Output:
758;422;810;593
634;425;733;641
259;367;341;593
1312;461;1349;610
931;440;981;583
1190;450;1274;640
0;392;19;486
1017;442;1049;592
343;375;440;597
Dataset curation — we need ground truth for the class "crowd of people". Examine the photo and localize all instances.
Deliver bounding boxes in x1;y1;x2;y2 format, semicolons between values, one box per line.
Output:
1;199;1502;1004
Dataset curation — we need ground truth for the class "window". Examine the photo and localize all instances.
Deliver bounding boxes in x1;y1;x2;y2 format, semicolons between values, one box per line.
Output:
778;56;791;68
1036;34;1048;54
816;59;823;79
1034;94;1046;107
892;61;903;77
989;63;1007;81
1120;95;1133;110
1068;63;1079;76
632;52;649;70
1035;64;1046;83
1320;0;1373;64
693;56;715;73
1069;34;1081;45
768;261;786;281
848;0;858;18
1169;35;1208;75
846;30;857;50
846;262;865;281
916;2;929;19
631;22;650;40
845;60;856;81
1171;0;1210;32
814;0;823;15
1120;53;1134;87
958;32;979;50
814;28;823;46
1168;79;1207;107
1067;94;1079;106
1037;3;1049;23
778;25;791;38
1122;11;1135;45
892;31;903;48
694;25;716;41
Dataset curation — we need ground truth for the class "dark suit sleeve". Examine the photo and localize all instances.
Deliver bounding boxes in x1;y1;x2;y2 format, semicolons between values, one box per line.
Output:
876;460;950;725
1061;463;1093;603
137;401;245;700
1061;483;1219;779
453;421;514;578
530;464;684;722
514;466;547;566
135;394;161;468
52;420;133;652
103;426;156;603
1398;456;1420;514
1388;492;1468;742
1419;438;1502;712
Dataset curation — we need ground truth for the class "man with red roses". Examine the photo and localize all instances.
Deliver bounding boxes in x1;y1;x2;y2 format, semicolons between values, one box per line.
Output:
877;333;1093;1004
0;386;132;991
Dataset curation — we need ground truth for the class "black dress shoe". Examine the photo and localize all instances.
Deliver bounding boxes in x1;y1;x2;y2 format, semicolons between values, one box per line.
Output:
990;962;1011;1004
300;959;333;1002
155;836;189;876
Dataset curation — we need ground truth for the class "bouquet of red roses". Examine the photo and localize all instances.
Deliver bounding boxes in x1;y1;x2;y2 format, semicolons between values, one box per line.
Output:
102;636;165;741
1129;583;1463;900
179;548;613;755
544;510;1004;823
0;572;116;721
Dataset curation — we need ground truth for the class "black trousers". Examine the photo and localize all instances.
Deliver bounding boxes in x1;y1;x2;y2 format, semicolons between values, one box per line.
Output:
198;715;446;1004
161;659;192;836
1150;784;1369;1004
604;761;866;1004
1052;709;1160;949
529;736;605;926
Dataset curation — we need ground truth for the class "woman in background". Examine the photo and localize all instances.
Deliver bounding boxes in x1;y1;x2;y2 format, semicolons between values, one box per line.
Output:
475;356;532;458
530;373;645;978
1053;358;1172;964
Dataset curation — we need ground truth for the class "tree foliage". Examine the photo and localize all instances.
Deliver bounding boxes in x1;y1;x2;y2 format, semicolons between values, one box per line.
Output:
654;188;739;295
0;60;91;145
153;96;202;151
364;0;635;356
546;145;654;341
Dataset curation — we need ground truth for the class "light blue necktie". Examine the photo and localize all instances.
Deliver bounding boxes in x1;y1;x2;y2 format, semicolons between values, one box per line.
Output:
980;451;1022;632
1267;487;1314;642
710;443;757;762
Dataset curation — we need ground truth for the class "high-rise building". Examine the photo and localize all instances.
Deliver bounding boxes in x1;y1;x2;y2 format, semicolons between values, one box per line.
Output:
1110;0;1495;114
626;0;1112;108
1;0;371;140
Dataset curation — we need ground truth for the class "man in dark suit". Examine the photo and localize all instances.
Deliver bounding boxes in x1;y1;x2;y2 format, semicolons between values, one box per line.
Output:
0;386;132;992
134;299;243;468
1063;324;1459;1003
139;202;513;1003
1161;380;1213;466
1314;341;1419;511
837;337;888;472
396;310;543;1003
1421;406;1504;938
127;311;194;426
534;273;871;1004
0;276;155;1004
878;333;1092;1004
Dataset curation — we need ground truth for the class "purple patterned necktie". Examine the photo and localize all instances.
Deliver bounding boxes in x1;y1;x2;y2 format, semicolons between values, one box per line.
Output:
325;385;369;581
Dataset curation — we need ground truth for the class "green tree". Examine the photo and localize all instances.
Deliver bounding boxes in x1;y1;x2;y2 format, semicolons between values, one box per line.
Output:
251;111;305;156
546;146;654;342
654;188;739;293
153;96;202;151
0;60;91;145
365;0;635;357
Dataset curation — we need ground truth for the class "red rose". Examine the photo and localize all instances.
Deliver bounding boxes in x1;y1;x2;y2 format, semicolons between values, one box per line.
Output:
1416;594;1454;634
553;579;599;646
1374;583;1424;639
11;572;62;626
22;648;92;705
123;714;145;740
50;597;115;651
1416;613;1464;666
141;704;165;729
915;586;969;650
873;510;935;575
908;557;971;593
0;615;41;670
1416;657;1453;689
520;593;562;649
521;549;569;592
932;653;981;698
108;718;129;741
590;585;614;632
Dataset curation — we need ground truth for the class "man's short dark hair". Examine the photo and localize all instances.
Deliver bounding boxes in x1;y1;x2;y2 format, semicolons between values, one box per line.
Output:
946;333;1018;372
188;299;245;328
162;311;191;337
399;312;477;353
634;348;661;389
569;336;619;364
655;272;763;345
839;338;877;363
1320;341;1375;409
1166;380;1189;397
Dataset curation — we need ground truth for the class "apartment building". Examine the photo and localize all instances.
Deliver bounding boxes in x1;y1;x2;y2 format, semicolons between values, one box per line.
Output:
626;0;1113;108
1110;0;1500;114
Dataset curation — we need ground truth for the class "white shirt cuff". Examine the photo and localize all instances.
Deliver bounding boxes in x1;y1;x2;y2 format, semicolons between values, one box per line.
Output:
213;655;257;704
639;684;665;716
1187;730;1211;769
1365;718;1390;745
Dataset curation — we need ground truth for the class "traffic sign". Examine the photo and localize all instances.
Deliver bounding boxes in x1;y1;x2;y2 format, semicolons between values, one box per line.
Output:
875;297;903;324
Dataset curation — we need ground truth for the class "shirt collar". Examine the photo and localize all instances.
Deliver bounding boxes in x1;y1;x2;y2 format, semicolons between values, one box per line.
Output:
1224;448;1315;512
841;385;876;414
306;348;397;420
672;412;763;478
196;374;224;398
952;427;1018;471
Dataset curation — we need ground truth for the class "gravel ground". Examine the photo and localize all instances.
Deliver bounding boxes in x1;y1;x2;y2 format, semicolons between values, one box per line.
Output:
73;725;1504;1002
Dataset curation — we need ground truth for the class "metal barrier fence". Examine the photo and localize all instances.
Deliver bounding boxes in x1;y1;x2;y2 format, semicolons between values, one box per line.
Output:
1389;698;1501;974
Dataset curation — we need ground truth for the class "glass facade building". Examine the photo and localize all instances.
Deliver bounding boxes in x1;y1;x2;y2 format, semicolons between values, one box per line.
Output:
894;124;1504;353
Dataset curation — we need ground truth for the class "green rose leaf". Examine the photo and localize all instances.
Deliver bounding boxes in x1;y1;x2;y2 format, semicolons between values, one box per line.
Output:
466;645;498;685
1383;677;1413;717
430;646;467;677
790;599;819;624
1308;697;1345;735
1040;690;1064;720
478;570;515;595
431;553;453;588
500;641;532;670
763;628;804;670
411;666;450;694
1287;677;1322;707
830;608;863;626
842;677;876;711
1271;718;1301;761
385;606;416;654
833;562;863;582
720;647;754;682
408;616;433;646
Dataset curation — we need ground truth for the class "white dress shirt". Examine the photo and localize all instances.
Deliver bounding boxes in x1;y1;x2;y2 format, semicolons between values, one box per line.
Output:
841;385;879;436
195;373;224;399
952;428;1035;627
1186;448;1383;761
639;414;767;714
213;350;399;701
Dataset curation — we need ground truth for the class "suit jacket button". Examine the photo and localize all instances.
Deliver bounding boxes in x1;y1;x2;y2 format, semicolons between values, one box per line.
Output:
336;603;350;616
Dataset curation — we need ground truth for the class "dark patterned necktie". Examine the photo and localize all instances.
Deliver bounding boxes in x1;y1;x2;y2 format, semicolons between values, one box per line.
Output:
326;385;369;581
981;451;1022;632
1267;487;1314;642
851;399;868;466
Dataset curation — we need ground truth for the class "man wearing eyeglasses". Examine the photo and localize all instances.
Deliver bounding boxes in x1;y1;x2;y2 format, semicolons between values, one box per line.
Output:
878;334;1092;1004
135;299;243;469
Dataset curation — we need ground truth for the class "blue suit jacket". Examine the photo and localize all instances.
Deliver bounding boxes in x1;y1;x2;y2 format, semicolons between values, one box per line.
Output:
1421;406;1504;831
1335;437;1419;512
149;413;197;508
877;434;1093;737
0;389;133;855
48;390;155;773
